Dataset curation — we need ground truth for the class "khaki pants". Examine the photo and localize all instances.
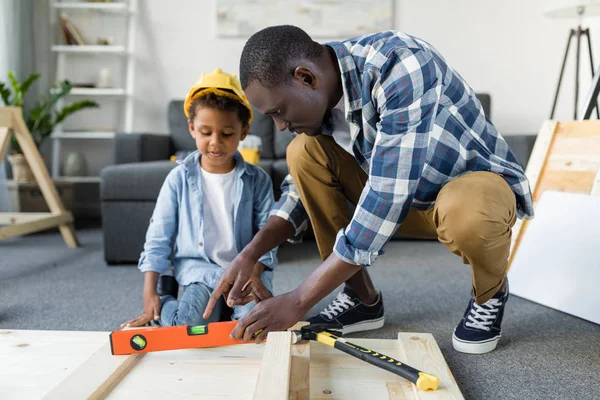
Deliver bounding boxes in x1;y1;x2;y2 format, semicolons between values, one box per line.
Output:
286;134;517;304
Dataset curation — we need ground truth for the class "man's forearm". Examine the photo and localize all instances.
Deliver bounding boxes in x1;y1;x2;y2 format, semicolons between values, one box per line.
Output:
240;216;295;262
294;253;362;313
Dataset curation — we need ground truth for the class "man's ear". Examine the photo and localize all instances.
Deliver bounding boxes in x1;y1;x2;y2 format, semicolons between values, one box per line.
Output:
293;67;317;89
188;119;195;138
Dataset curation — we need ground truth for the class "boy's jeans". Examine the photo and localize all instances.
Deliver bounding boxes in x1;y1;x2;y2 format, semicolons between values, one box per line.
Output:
160;282;254;326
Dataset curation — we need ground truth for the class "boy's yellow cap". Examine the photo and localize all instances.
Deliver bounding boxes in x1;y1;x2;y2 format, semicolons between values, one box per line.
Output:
184;68;253;123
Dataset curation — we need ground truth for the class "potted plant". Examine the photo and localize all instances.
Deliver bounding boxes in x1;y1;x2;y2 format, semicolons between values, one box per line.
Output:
0;71;99;182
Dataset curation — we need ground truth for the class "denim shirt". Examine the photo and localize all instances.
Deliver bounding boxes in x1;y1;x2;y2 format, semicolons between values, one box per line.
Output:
138;151;276;291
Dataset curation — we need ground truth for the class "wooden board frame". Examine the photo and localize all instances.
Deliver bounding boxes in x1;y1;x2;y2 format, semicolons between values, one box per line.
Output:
508;119;600;268
39;330;462;400
42;343;143;400
0;107;78;247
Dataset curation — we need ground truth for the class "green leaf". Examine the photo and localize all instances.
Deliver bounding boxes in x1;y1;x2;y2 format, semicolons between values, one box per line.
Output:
7;75;100;152
20;73;40;97
10;135;21;154
54;100;99;125
32;114;53;147
0;82;11;105
7;71;23;106
29;80;72;135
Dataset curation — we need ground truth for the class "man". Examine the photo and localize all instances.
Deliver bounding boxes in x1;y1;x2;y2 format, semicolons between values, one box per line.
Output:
203;25;533;354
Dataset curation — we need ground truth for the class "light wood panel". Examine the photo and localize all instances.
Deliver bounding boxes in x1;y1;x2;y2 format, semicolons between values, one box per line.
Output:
509;120;600;268
42;343;143;400
2;329;460;399
289;323;310;400
253;331;293;400
0;127;11;161
396;333;464;399
0;214;72;239
0;107;78;247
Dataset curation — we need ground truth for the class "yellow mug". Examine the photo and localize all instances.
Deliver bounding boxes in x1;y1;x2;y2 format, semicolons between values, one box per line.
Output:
238;148;260;165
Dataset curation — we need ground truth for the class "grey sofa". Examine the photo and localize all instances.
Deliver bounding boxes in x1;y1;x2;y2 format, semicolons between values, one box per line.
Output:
100;95;535;264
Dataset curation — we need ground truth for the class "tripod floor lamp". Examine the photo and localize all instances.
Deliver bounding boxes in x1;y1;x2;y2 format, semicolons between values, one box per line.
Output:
546;0;600;119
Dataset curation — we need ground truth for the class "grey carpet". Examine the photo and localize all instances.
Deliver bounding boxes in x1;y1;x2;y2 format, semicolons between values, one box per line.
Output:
1;228;599;400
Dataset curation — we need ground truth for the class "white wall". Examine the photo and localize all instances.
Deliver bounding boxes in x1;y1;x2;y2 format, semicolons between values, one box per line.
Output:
397;0;598;134
71;0;600;136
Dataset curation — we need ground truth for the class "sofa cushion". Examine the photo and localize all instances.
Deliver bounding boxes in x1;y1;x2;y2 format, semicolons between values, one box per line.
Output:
258;158;274;178
274;127;295;159
475;93;491;119
272;159;289;193
168;100;197;152
504;135;536;168
101;160;176;201
249;107;275;158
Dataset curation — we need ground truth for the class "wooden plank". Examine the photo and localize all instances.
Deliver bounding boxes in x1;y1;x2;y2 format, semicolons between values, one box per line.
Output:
525;120;559;201
556;119;600;137
11;109;65;213
0;330;110;400
310;337;413;399
535;170;598;196
4;330;459;399
0;127;11;161
289;323;310;400
42;342;143;400
0;213;72;239
0;107;14;129
509;120;600;270
396;333;463;399
508;120;558;268
396;333;464;399
109;342;265;399
253;331;293;400
0;212;53;225
591;170;600;196
8;108;79;248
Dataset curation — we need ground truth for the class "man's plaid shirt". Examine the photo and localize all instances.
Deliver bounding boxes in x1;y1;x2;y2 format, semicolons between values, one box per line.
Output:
270;31;534;266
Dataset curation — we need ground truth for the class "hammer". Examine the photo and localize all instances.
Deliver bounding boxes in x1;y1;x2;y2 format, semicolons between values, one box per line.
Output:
291;323;440;391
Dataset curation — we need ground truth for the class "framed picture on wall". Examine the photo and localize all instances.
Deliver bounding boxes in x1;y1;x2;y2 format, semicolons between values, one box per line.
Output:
215;0;394;38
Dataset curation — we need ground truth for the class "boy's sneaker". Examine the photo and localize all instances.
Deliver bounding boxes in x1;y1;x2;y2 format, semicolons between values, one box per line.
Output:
306;287;385;334
156;275;179;298
453;280;509;354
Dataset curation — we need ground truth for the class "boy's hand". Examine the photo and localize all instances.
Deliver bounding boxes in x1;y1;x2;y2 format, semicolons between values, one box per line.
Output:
238;262;272;305
121;291;162;328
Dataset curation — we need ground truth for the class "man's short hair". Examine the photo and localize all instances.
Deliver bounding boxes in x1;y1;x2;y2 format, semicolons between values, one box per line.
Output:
239;25;323;89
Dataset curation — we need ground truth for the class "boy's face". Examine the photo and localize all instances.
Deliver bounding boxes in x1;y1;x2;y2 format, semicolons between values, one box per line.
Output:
188;107;248;174
245;78;328;137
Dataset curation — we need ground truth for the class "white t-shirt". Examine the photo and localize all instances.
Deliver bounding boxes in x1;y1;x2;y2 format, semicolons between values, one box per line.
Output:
200;165;238;269
330;96;353;155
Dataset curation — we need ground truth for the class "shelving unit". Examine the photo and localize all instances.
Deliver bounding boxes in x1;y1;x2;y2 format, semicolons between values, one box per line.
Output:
51;44;127;54
52;131;116;140
50;0;138;182
53;2;128;11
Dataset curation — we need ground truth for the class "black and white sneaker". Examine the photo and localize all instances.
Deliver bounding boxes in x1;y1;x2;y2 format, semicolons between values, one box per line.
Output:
452;280;509;354
307;287;385;334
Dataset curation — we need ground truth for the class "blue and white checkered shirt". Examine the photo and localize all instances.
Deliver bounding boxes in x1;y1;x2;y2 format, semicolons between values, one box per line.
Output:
271;31;534;267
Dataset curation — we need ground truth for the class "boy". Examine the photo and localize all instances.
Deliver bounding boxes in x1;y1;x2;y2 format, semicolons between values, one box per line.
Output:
205;26;533;354
123;68;276;328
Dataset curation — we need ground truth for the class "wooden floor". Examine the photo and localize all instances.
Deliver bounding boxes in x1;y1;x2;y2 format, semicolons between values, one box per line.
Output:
0;329;463;399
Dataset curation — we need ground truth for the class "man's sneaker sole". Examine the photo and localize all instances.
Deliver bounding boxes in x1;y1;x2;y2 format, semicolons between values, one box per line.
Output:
452;333;501;354
340;316;385;335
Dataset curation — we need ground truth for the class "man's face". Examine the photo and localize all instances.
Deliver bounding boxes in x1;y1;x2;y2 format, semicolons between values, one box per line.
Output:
245;79;328;136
